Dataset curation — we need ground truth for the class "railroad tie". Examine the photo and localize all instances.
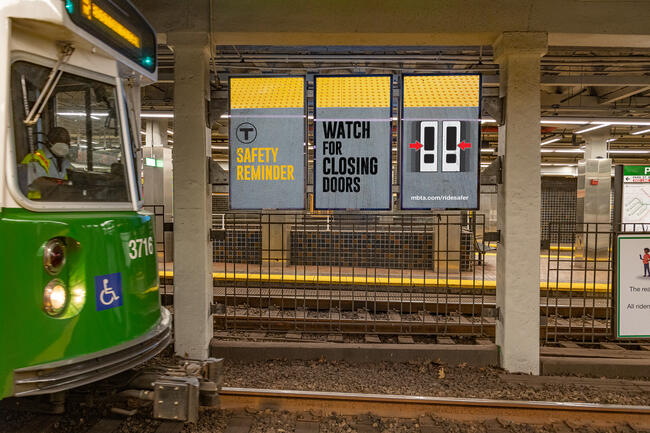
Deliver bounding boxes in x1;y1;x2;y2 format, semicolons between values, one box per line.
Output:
85;419;122;433
10;416;61;433
155;421;185;433
225;416;255;433
295;421;319;433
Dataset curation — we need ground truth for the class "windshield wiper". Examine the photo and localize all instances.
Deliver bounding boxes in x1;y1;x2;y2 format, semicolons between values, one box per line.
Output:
23;43;75;126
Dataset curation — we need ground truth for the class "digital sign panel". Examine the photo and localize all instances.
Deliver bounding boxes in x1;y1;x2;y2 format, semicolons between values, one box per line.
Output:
65;0;156;73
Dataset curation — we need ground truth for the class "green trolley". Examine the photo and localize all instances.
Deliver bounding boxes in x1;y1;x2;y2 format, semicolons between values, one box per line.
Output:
0;0;170;399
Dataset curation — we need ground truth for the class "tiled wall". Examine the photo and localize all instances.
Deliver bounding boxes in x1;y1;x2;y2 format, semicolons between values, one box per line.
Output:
213;230;261;264
290;230;435;269
541;178;577;243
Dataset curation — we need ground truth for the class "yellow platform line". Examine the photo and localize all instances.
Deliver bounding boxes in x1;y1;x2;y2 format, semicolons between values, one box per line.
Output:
487;243;575;252
158;270;609;293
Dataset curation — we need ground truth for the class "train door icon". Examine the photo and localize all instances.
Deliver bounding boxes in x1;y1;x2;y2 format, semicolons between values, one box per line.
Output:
442;121;461;172
419;121;438;172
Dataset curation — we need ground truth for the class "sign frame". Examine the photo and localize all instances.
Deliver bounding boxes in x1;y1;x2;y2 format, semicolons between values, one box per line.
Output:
313;73;393;211
228;74;307;210
613;232;650;339
399;73;482;211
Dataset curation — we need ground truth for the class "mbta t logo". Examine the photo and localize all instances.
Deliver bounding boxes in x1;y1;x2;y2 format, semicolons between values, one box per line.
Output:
236;122;257;144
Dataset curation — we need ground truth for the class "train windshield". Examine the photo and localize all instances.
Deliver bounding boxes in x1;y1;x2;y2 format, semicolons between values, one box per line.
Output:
11;60;131;203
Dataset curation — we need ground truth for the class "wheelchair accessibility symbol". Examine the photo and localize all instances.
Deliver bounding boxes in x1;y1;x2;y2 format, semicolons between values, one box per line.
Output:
94;272;123;311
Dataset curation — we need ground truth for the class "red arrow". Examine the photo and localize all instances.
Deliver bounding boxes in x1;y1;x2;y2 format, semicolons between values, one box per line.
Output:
409;141;423;151
458;141;472;150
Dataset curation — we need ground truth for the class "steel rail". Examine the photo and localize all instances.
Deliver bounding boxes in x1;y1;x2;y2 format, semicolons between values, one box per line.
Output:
219;387;650;427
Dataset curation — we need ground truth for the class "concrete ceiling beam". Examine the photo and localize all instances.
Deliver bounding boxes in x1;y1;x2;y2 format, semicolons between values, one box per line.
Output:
598;86;650;104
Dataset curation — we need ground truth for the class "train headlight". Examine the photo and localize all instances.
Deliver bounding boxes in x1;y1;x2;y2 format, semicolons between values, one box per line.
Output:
43;238;66;275
43;280;68;316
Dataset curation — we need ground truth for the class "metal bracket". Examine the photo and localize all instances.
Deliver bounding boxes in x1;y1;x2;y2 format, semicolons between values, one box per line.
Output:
483;306;501;321
153;376;200;423
480;156;502;185
481;96;504;126
209;229;225;241
210;302;225;315
484;230;501;243
208;158;228;185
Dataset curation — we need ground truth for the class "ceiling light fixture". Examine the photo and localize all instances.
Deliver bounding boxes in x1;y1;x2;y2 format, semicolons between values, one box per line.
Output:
574;123;610;134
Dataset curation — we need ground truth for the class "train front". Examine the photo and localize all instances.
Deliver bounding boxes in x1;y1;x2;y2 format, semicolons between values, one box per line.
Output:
0;0;170;399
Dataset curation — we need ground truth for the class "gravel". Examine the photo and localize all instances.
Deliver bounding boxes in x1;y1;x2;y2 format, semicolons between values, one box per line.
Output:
222;358;650;405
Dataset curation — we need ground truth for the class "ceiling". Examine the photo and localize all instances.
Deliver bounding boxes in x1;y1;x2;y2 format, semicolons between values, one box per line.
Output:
141;45;650;174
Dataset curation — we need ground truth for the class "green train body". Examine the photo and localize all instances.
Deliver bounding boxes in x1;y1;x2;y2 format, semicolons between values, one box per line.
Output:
0;209;169;398
0;0;170;399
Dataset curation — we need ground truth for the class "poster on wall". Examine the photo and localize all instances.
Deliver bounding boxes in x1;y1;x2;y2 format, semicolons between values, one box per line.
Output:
400;74;481;210
229;76;305;209
314;75;392;210
621;165;650;231
615;233;650;338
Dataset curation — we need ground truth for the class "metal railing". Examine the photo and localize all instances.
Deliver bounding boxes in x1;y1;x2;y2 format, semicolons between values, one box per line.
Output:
151;207;631;341
213;212;493;336
542;221;613;342
143;204;173;306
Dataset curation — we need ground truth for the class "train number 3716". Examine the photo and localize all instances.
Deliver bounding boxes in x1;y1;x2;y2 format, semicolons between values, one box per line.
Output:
128;237;154;259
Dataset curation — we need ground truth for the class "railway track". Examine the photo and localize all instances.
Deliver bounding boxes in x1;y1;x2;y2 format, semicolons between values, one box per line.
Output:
10;388;650;432
214;305;611;339
219;387;650;430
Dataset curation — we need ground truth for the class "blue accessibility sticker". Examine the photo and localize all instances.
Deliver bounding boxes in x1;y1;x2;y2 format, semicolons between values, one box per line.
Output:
94;272;123;311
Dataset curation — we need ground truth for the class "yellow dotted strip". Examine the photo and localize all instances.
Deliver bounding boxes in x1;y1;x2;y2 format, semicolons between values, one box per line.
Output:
404;75;480;108
316;76;391;108
159;271;609;293
230;77;304;109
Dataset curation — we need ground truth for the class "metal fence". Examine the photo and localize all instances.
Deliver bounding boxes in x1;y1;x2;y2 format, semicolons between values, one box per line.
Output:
542;221;613;343
212;212;494;336
151;206;627;341
143;205;174;306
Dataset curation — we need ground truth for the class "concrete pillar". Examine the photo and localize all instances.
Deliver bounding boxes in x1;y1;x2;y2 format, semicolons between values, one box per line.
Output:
261;214;292;263
433;213;462;272
583;129;608;160
169;32;212;360
576;129;611;262
493;32;548;374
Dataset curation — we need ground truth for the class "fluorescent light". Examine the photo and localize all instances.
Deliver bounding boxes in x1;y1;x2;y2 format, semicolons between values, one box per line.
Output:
632;128;650;135
607;149;650;154
211;145;228;150
141;112;173;118
481;118;496;124
220;114;230;119
574;123;610;134
541;120;588;125
540;149;555;153
140;131;146;135
554;149;585;153
480;148;495;153
605;121;650;126
540;138;560;146
168;139;173;144
57;111;109;117
167;129;174;135
606;138;617;143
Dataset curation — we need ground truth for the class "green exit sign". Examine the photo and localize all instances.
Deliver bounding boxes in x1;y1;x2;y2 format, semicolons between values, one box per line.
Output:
623;165;650;176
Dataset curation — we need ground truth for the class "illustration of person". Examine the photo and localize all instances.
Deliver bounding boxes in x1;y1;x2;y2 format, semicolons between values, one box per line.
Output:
640;248;650;277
